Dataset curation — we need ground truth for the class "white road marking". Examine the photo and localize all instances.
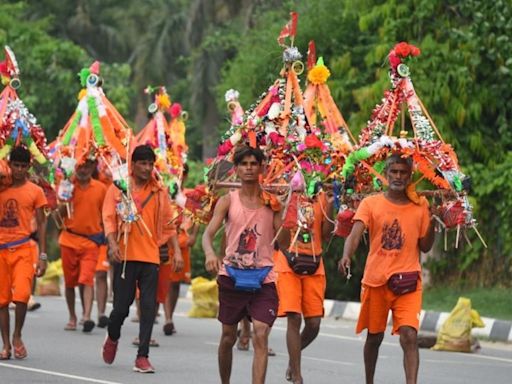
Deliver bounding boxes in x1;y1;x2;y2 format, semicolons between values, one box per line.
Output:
0;363;123;384
274;326;512;364
204;342;354;366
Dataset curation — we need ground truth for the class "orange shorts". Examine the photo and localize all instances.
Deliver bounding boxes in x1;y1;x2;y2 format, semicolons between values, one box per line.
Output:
157;263;172;303
61;245;99;287
0;245;35;306
95;245;110;272
356;283;422;335
169;246;191;283
276;271;326;318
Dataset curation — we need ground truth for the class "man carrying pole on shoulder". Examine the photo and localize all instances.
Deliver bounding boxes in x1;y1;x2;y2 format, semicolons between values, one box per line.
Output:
202;145;287;384
274;189;334;384
339;154;436;384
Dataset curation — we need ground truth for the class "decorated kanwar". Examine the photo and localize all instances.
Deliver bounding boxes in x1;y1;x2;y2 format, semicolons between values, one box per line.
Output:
0;46;50;361
338;41;484;384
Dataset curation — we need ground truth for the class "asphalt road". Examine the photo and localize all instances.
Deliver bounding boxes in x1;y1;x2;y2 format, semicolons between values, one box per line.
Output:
0;295;511;383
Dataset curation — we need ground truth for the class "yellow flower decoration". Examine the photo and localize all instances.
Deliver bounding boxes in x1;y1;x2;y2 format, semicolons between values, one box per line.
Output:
308;58;331;85
307;57;331;85
156;93;171;109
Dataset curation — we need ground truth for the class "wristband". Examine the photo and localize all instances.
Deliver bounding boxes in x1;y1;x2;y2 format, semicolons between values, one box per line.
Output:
39;252;48;261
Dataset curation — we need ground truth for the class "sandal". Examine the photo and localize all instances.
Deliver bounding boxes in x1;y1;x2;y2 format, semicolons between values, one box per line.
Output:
64;321;77;331
163;322;176;336
236;333;250;351
27;302;41;312
82;320;95;333
13;343;27;359
0;349;11;360
285;367;292;382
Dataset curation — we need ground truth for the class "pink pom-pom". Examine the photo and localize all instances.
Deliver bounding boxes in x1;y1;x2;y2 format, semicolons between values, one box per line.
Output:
290;170;305;192
170;103;182;118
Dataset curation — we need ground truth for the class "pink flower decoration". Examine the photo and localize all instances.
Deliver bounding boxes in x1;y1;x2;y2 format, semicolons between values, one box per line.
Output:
170;103;182;118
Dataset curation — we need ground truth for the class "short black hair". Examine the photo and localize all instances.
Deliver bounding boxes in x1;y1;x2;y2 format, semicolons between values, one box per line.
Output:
233;145;265;166
9;146;31;164
131;144;156;162
385;154;413;171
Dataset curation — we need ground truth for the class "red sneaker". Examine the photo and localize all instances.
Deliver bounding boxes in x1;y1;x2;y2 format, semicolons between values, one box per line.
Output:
133;356;155;373
102;335;118;364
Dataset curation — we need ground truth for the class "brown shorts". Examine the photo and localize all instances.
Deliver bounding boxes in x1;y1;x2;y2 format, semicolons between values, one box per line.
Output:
217;275;278;327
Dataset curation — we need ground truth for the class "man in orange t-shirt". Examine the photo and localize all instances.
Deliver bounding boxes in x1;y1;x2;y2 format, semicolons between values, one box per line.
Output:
339;154;435;384
101;145;182;373
0;146;47;360
58;159;107;333
274;191;333;383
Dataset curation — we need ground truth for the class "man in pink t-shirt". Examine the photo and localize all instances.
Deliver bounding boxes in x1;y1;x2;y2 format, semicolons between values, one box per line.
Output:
203;145;287;384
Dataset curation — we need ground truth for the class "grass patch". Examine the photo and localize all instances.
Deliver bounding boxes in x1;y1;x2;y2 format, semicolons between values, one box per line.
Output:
422;286;512;321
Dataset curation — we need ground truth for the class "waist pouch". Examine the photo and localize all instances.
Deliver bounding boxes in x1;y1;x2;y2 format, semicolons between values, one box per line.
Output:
387;271;419;295
0;236;31;250
159;245;170;263
225;265;272;291
283;250;321;275
66;229;106;246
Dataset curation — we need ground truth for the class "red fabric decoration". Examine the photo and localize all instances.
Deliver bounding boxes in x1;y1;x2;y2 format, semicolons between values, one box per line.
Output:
335;209;355;237
282;193;299;229
0;61;8;76
441;201;466;228
307;40;316;70
277;12;299;46
304;134;323;149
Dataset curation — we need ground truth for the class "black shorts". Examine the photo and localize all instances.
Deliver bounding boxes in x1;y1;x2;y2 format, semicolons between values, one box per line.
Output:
217;275;278;327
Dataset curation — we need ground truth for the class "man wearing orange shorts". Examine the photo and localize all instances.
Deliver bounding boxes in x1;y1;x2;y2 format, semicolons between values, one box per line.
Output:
275;191;333;384
339;154;435;384
0;146;47;360
58;159;107;333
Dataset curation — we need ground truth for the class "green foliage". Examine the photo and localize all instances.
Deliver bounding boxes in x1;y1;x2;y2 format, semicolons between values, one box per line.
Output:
423;285;512;320
100;62;136;120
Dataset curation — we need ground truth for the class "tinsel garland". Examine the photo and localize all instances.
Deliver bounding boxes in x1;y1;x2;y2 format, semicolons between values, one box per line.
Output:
87;95;106;146
62;111;82;146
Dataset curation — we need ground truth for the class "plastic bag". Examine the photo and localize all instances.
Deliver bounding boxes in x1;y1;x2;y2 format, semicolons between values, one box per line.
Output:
188;277;219;318
36;259;63;296
432;297;485;353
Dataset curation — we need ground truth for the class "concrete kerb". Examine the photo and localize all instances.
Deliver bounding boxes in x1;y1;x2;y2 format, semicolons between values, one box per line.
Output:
181;284;512;343
324;299;512;344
